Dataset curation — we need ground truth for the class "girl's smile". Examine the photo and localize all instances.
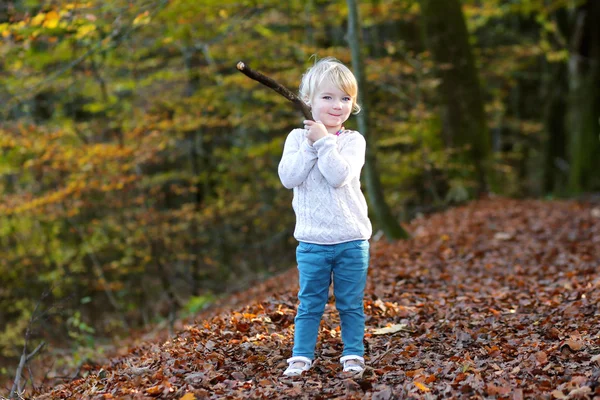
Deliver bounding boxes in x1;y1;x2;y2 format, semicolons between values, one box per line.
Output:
310;82;353;134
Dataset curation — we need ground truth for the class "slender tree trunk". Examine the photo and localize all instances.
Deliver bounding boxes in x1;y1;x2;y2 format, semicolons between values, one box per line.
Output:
567;0;600;193
542;61;568;195
419;0;491;195
346;0;410;240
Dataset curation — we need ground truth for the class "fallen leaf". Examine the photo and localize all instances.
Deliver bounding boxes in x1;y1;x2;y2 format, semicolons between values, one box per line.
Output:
205;340;216;350
414;381;430;392
513;388;524;400
146;385;163;395
487;382;511;396
184;372;206;386
494;232;513;240
371;324;408;335
372;387;393;400
535;351;548;364
179;393;196;400
231;371;245;380
344;378;361;392
566;386;591;397
374;299;387;313
560;338;584;353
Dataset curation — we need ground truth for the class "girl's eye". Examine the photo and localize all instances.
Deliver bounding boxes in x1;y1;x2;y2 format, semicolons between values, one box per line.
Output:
323;96;332;100
342;97;351;101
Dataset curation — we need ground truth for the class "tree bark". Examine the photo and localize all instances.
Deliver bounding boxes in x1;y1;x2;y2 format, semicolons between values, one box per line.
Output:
542;58;569;195
346;0;410;240
419;0;491;195
567;0;600;193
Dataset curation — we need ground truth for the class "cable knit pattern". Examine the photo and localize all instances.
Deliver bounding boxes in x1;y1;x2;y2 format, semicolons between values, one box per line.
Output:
278;128;372;244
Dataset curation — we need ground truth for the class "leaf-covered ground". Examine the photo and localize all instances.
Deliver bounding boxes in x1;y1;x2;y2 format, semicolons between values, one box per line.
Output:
34;198;600;399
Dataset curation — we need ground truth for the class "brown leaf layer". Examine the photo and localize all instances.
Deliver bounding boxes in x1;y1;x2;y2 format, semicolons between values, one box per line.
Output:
33;198;600;399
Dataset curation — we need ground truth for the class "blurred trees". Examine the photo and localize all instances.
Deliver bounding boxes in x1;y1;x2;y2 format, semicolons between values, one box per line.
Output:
419;0;490;195
0;0;598;364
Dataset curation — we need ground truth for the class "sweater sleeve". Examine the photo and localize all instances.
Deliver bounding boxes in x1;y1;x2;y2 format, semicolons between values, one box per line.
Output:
313;132;366;188
278;129;318;189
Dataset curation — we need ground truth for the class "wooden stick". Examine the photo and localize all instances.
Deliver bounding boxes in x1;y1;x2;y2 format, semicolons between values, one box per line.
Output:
236;61;313;121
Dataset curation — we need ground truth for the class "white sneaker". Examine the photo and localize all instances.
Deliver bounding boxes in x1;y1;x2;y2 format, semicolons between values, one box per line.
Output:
340;355;365;373
283;356;312;377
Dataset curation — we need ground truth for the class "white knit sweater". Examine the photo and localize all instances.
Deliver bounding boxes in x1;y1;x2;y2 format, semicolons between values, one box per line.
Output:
278;128;372;245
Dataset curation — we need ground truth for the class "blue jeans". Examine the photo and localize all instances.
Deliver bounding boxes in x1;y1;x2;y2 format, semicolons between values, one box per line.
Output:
292;240;370;359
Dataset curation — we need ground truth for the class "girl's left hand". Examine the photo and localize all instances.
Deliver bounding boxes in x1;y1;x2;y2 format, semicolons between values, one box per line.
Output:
303;120;328;144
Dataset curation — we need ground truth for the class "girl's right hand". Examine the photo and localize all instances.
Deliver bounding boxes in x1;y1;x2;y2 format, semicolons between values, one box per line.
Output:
304;120;328;144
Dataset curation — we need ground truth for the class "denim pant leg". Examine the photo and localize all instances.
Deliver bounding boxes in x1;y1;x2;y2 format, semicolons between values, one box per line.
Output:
293;242;332;359
332;240;369;357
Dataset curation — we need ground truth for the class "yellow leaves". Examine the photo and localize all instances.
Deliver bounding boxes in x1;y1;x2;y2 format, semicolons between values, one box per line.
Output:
30;13;46;27
0;21;10;37
3;173;137;216
75;24;97;39
0;131;17;147
64;2;93;10
43;11;61;29
414;382;430;392
179;394;196;400
6;184;77;216
133;11;151;26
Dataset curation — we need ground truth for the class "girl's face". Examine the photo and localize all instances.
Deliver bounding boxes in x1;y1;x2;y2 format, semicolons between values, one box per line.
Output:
310;81;353;133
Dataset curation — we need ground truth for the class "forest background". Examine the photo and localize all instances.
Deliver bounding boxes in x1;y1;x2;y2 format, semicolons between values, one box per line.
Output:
0;0;599;384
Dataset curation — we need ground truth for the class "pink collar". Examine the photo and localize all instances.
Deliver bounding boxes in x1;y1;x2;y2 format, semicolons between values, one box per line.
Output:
335;127;345;136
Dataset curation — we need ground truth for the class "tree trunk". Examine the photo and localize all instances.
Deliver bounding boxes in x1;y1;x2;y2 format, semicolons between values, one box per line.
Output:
567;0;600;193
542;60;569;195
346;0;410;240
418;0;491;195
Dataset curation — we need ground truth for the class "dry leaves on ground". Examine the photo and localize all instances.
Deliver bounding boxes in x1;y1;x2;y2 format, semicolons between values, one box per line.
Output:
33;198;600;399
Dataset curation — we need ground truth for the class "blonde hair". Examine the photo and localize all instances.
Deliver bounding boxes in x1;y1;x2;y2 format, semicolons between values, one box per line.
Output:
299;56;361;114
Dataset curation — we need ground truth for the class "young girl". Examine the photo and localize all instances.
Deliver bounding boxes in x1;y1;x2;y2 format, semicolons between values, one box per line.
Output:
278;57;372;376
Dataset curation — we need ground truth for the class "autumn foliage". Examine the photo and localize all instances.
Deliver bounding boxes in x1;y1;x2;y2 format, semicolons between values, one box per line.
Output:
1;0;599;397
31;198;600;399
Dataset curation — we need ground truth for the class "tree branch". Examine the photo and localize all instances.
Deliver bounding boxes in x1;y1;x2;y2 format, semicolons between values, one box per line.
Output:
236;61;313;121
9;297;47;399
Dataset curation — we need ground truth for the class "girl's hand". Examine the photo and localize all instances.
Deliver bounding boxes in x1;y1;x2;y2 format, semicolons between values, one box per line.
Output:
303;120;328;144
